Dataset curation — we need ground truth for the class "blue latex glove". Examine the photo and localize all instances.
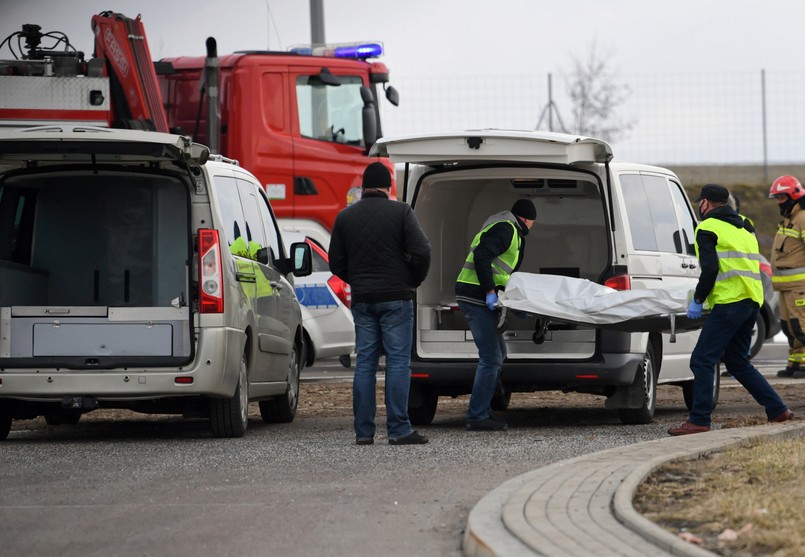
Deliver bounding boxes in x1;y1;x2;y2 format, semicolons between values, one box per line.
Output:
485;292;498;311
687;299;703;320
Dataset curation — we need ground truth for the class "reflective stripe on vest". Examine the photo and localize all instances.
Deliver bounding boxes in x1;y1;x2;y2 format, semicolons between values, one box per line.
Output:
457;211;521;288
695;218;764;306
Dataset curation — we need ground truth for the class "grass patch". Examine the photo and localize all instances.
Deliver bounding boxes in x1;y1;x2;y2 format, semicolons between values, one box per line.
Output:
635;435;805;556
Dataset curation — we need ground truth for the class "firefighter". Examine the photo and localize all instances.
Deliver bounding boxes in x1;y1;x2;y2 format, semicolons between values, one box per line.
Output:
769;175;805;377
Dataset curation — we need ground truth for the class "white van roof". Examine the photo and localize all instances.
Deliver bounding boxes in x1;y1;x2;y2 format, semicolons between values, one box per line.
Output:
370;129;613;165
0;126;210;166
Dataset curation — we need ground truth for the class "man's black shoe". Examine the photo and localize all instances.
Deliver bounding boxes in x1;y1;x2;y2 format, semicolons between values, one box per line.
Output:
466;417;508;431
778;367;796;377
356;437;374;445
388;431;428;445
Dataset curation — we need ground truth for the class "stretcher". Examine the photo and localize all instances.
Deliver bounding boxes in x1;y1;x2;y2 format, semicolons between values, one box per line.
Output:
498;273;704;342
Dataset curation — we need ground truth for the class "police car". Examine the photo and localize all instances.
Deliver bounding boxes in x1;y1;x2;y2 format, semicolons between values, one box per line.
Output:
283;232;354;368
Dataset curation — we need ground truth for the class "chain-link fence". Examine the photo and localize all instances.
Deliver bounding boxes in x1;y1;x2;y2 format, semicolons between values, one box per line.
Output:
380;70;805;167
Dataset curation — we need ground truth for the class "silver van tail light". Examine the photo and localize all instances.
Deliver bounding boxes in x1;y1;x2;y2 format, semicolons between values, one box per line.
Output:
604;274;632;291
199;228;224;313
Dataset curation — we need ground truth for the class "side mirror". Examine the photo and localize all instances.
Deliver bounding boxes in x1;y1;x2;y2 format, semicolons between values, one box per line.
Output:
360;86;378;150
256;246;270;265
291;242;312;277
385;84;400;107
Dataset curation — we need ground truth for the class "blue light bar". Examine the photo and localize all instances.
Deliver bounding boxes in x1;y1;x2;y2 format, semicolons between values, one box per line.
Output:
288;42;384;60
334;43;383;59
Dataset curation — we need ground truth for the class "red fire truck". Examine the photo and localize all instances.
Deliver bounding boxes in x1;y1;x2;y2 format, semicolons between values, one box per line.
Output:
0;12;399;238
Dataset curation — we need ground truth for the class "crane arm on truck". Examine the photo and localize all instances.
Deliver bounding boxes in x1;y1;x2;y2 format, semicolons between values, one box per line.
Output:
90;12;169;132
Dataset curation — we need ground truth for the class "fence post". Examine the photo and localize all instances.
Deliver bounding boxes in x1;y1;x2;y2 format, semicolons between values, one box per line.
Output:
762;69;768;183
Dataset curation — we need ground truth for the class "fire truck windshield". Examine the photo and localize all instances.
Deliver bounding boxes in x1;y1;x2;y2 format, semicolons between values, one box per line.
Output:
296;75;365;147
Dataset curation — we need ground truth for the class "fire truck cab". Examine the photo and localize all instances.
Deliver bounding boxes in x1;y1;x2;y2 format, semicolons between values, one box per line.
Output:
158;43;399;234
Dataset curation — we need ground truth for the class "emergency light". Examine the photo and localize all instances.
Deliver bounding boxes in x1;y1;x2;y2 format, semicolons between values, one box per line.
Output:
289;41;383;60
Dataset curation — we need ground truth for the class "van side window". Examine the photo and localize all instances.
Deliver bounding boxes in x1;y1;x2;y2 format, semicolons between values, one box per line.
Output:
669;181;697;255
296;75;365;146
621;174;685;254
212;175;249;255
236;179;268;259
256;190;282;262
620;174;657;251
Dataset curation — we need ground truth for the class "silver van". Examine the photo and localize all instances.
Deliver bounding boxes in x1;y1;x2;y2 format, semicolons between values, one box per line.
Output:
0;127;311;439
372;130;711;425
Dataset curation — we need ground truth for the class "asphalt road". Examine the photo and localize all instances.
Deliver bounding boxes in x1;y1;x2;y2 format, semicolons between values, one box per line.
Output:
0;341;797;557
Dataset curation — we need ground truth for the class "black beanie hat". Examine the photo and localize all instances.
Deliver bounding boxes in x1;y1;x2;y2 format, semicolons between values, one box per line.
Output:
511;199;537;220
362;161;392;189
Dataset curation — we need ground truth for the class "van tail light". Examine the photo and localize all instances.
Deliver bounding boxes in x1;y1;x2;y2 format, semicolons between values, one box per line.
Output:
604;274;632;291
328;275;351;308
759;261;773;278
198;229;224;313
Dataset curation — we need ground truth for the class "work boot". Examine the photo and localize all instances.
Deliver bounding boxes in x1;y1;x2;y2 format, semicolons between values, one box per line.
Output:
777;362;800;377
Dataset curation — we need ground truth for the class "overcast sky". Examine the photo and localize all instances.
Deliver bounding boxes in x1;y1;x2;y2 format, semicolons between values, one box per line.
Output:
3;1;805;164
3;0;801;78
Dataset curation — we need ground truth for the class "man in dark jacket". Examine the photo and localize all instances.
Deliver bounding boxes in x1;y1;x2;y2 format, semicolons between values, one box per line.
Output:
668;184;792;435
329;162;431;445
456;199;536;431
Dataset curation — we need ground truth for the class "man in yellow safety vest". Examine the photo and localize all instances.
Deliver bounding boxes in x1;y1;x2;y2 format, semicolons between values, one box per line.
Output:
668;184;792;435
455;198;536;432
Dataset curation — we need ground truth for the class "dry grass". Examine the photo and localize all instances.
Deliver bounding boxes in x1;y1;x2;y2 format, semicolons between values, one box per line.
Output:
635;435;805;556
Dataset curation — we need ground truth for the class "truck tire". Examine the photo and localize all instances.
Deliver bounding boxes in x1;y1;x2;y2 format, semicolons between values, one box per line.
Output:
210;351;249;438
618;343;658;425
408;384;438;426
259;342;301;423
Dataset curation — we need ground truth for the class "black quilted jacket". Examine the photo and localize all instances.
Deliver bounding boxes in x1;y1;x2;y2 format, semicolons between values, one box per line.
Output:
328;191;431;303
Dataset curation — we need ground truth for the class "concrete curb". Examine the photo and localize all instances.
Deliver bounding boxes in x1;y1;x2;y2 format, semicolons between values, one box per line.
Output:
463;421;805;557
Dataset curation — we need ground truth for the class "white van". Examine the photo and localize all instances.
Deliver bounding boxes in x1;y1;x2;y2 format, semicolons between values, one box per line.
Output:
0;127;312;439
371;130;713;425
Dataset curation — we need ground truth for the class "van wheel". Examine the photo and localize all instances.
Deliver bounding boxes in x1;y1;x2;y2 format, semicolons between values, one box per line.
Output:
260;342;300;423
749;315;767;359
408;385;438;425
210;351;249;438
44;410;82;426
682;364;721;411
618;343;658;425
0;413;10;440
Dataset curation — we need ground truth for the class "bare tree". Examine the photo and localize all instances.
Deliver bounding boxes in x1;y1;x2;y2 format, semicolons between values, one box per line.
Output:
565;41;633;142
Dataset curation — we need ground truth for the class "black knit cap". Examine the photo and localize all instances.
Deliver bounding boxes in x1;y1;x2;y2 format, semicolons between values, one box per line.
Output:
511;198;537;220
696;183;729;203
362;161;392;189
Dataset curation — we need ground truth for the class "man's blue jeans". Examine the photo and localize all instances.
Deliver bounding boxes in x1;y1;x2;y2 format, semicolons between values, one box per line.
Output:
459;300;507;421
690;300;787;426
351;300;414;439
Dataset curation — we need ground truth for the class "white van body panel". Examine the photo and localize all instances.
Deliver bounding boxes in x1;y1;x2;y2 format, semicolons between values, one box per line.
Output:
380;129;703;424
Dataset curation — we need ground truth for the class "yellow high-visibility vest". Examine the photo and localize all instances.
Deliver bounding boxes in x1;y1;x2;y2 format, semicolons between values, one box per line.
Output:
457;211;521;289
695;218;763;307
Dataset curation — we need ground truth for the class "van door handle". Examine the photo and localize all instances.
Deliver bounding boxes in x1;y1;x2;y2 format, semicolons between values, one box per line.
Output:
235;272;257;283
688;262;697;269
270;281;282;289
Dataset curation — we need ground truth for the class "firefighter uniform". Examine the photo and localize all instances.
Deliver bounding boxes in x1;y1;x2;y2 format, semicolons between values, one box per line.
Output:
770;202;805;375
